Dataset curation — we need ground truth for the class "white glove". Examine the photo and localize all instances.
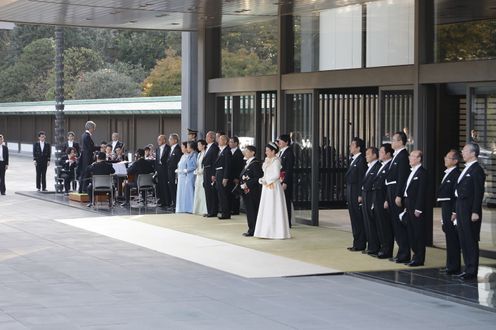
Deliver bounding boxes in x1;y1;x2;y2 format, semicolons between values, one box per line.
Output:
183;169;188;173
193;170;198;175
174;169;179;173
241;183;247;190
258;178;266;185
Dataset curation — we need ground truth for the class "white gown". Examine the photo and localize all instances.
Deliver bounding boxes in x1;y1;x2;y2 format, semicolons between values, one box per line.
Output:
254;157;291;239
192;150;208;215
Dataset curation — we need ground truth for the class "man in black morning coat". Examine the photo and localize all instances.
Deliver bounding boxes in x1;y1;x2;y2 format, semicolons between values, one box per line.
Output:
453;143;485;281
385;131;411;263
239;145;263;236
402;150;427;266
346;137;368;251
0;134;9;195
155;134;171;207
437;149;461;275
165;133;182;210
371;143;394;259
214;135;233;219
360;147;382;255
78;121;99;193
229;136;245;215
277;134;295;228
33;131;51;192
203;131;220;217
85;151;115;207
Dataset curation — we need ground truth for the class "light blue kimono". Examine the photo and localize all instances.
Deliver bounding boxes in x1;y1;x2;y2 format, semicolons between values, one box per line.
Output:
176;152;197;213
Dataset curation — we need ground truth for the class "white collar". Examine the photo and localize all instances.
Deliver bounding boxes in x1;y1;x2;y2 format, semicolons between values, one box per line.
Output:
444;166;456;174
368;159;378;168
393;147;406;156
231;147;239;153
381;158;392;166
85;130;92;136
219;145;226;151
279;146;288;153
246;157;255;165
352;152;361;160
410;164;421;172
170;144;177;150
465;159;478;168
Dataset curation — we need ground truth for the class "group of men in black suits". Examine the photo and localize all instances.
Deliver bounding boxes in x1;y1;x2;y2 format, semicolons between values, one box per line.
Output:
201;131;246;220
438;144;485;280
346;132;486;280
154;133;183;211
346;132;428;267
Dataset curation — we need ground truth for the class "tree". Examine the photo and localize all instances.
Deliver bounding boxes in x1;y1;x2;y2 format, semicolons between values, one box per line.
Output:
111;31;167;70
74;69;140;99
142;50;181;96
106;61;147;84
221;48;275;78
0;38;54;101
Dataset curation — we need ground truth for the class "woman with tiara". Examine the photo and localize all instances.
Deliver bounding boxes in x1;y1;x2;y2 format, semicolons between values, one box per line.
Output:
254;142;291;239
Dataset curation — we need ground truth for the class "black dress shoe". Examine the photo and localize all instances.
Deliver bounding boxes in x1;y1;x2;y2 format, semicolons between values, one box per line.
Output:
439;268;449;274
367;250;379;256
396;258;410;264
218;216;231;220
347;247;365;252
459;273;477;281
446;269;462;275
377;252;392;259
407;261;424;267
86;203;93;207
453;272;466;278
231;212;240;215
242;232;253;237
206;214;217;218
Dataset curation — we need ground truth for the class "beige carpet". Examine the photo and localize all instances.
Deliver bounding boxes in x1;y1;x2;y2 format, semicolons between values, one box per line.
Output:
132;213;495;272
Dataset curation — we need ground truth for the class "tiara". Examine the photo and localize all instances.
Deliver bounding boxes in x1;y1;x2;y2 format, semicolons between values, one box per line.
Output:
268;142;278;150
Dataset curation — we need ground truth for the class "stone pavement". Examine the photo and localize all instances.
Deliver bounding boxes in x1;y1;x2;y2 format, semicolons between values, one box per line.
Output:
0;155;494;329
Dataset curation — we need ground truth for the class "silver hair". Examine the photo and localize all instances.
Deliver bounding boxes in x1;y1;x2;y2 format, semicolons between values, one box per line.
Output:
85;121;96;130
169;133;180;142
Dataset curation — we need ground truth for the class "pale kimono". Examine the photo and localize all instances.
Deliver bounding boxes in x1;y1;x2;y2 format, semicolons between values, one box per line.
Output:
193;150;208;215
254;157;291;239
176;152;197;213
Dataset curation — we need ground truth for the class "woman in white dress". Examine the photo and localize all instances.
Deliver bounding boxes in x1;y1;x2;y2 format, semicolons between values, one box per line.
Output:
193;139;208;215
254;142;291;239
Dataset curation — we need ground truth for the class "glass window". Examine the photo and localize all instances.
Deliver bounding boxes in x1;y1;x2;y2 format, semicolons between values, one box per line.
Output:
221;19;278;78
293;0;414;72
286;93;313;221
434;0;496;62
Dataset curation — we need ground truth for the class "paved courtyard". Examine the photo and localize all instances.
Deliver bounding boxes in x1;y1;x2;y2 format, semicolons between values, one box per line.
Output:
0;155;494;329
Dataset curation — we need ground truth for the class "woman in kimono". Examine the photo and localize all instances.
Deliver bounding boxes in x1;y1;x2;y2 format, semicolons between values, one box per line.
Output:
193;139;208;215
254;142;291;239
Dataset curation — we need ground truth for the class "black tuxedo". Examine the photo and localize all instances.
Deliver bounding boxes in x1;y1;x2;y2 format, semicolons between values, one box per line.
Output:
215;146;233;218
0;145;9;194
33;141;51;190
372;160;394;257
124;158;155;203
62;141;80;156
403;166;427;264
155;144;171;206
345;153;367;250
437;167;461;272
78;131;99;193
85;161;115;204
166;144;182;207
240;158;263;235
454;161;485;276
279;146;295;227
385;148;410;261
229;148;245;214
361;161;382;253
202;143;220;216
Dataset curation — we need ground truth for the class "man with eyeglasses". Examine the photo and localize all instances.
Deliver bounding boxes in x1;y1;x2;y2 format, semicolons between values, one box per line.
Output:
437;150;461;275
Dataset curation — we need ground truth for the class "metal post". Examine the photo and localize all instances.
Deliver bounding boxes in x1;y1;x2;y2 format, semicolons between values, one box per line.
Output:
54;26;65;192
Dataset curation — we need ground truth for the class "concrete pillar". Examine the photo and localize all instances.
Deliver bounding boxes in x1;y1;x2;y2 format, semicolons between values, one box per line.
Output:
181;32;198;140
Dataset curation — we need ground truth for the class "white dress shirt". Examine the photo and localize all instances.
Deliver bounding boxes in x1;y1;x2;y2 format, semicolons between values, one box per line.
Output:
404;164;421;198
231;147;239;155
365;159;379;176
455;160;478;197
376;159;391;176
350;152;361;166
441;166;456;184
0;145;3;161
169;144;177;156
39;141;45;152
392;147;406;163
278;146;288;157
158;145;165;164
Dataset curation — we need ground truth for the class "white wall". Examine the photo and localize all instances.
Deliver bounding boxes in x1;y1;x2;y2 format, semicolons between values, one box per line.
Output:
366;0;414;67
319;5;362;71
